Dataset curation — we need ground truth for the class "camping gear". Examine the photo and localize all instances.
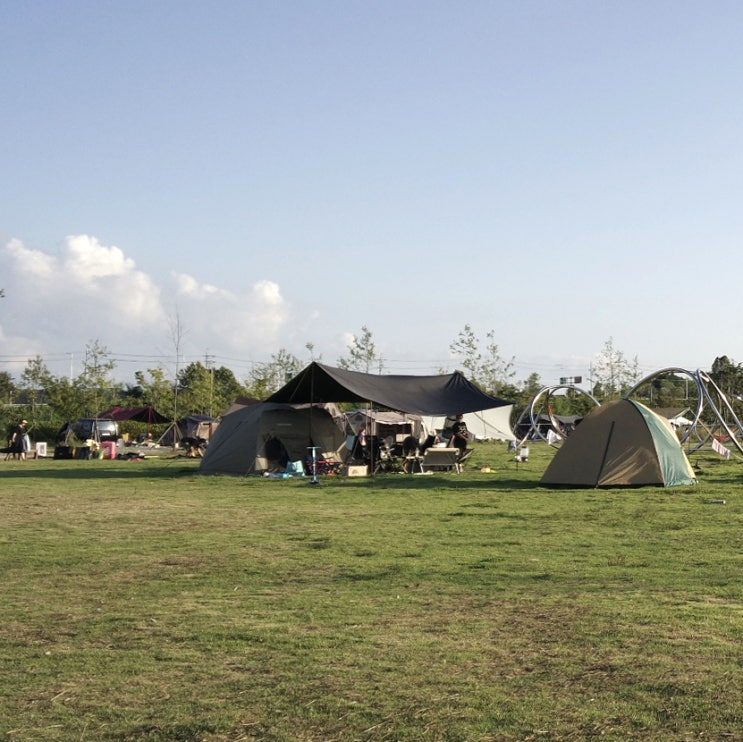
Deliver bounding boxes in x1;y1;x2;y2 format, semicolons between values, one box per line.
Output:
426;407;516;442
199;403;346;476
159;414;219;447
346;409;427;444
540;399;697;488
101;441;117;459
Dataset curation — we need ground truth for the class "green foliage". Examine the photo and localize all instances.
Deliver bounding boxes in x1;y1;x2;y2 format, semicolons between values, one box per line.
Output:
338;325;379;372
78;339;121;415
0;371;16;404
710;355;743;396
449;324;515;395
245;348;303;399
1;447;741;740
591;337;641;400
176;362;246;416
629;371;698;410
131;367;174;417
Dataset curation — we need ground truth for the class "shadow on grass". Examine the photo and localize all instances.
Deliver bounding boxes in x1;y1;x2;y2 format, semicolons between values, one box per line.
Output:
320;474;543;491
0;465;544;490
0;463;196;480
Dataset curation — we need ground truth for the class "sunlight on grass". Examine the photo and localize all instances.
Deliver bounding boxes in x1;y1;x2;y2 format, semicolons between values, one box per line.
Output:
1;444;741;740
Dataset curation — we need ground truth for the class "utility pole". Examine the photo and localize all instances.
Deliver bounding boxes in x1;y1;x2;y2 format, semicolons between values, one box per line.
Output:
205;351;214;417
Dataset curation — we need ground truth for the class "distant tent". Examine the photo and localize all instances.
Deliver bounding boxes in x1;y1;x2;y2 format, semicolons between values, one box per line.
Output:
426;407;516;442
221;396;261;417
345;409;427;442
159;414;219;447
98;405;170;424
540;399;697;488
266;362;511;415
199;403;346;476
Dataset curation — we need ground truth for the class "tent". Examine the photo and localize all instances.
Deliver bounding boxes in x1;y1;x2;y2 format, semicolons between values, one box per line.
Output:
159;414;220;447
425;407;516;442
345;409;428;442
540;399;697;488
221;396;261;417
266;362;511;415
199;403;347;476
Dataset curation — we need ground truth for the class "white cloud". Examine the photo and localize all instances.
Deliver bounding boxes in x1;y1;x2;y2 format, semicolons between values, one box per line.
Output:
0;236;295;379
171;273;291;356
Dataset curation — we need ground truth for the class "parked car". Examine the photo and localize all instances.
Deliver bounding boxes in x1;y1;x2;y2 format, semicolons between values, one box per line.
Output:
59;418;120;443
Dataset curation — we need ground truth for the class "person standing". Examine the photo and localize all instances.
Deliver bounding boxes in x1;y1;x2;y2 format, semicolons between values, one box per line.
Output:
450;414;470;456
7;419;28;460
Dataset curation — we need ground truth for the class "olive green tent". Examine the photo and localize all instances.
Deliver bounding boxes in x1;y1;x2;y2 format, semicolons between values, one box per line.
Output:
540;399;696;488
199;403;346;476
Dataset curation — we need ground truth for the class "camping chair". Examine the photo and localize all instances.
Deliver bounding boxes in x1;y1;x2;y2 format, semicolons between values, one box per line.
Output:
373;439;403;474
419;447;460;474
456;448;474;472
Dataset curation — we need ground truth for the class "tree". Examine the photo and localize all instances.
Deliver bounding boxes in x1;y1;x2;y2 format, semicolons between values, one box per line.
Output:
0;371;18;436
18;356;81;426
709;356;743;398
0;371;17;404
449;324;515;395
245;348;303;399
176;362;215;415
80;340;119;415
131;368;175;417
480;330;516;395
305;342;321;362
338;326;379;373
177;362;247;415
449;324;480;380
590;337;640;400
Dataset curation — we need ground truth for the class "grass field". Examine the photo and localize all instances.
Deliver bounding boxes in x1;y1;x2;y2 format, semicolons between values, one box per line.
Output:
1;443;741;741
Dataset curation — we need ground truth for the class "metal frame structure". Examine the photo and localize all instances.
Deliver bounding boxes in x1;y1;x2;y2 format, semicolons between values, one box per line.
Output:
515;384;601;447
625;368;743;456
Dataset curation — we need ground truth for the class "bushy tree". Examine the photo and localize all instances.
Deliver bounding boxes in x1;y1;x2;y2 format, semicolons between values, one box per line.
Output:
245;348;303;399
130;368;175;417
709;356;743;397
177;362;247;416
0;371;17;404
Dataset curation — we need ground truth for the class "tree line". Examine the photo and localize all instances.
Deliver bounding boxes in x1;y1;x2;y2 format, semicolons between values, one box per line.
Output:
0;324;737;440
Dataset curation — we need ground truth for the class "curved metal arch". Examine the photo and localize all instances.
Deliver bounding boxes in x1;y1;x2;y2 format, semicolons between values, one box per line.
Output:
625;367;743;456
516;384;600;447
624;367;703;445
695;369;743;455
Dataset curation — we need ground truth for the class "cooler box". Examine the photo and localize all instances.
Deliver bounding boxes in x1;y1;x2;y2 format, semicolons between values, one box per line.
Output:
101;441;117;459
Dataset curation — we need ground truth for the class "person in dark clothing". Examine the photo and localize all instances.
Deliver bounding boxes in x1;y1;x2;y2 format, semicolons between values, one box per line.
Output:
449;414;470;455
6;420;27;460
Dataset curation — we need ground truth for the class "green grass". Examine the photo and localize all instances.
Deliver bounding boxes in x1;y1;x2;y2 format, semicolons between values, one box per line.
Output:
1;443;741;741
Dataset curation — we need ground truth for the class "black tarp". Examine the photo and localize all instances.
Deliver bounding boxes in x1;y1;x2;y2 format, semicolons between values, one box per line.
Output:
266;362;511;416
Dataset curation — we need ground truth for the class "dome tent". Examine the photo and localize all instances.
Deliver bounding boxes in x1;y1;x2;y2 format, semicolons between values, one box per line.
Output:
540;399;697;488
199;403;346;476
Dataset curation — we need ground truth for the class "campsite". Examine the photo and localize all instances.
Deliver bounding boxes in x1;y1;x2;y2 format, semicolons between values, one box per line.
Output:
1;442;741;741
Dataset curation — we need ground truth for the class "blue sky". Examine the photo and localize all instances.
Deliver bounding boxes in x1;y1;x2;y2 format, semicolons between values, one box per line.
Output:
2;1;742;386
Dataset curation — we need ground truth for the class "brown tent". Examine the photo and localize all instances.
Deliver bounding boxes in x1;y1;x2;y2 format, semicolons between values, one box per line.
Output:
540;399;696;488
